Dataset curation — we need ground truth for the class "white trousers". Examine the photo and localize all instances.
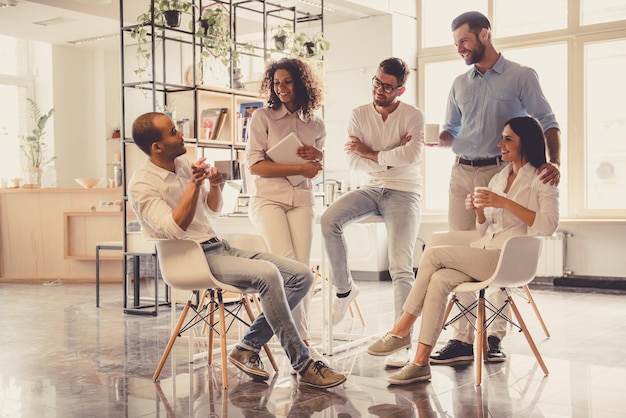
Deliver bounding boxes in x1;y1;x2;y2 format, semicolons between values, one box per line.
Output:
448;162;509;341
402;244;501;347
249;196;315;340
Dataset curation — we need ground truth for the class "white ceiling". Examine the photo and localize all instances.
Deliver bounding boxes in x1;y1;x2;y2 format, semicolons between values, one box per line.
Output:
0;0;386;51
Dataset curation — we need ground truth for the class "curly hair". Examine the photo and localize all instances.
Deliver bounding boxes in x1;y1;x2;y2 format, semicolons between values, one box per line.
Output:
259;58;323;120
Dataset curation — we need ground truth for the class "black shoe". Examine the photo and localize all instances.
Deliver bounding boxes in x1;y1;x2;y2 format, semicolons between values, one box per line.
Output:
429;339;474;364
487;335;507;363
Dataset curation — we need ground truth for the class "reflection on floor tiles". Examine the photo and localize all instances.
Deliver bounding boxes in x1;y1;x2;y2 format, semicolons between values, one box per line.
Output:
1;281;626;417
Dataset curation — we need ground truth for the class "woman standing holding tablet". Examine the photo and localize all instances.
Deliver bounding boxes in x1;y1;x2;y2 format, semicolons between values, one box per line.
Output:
245;58;327;363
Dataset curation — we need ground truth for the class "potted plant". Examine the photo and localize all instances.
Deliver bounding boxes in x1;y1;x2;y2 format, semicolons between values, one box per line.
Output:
271;23;294;51
195;5;232;66
292;32;330;60
194;5;254;84
161;0;194;28
20;98;54;188
131;0;196;78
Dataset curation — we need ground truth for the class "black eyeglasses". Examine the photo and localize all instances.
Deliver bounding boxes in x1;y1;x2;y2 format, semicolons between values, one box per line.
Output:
372;76;401;94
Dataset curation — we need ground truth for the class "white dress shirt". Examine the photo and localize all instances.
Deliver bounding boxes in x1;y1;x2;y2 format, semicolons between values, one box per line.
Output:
471;162;559;250
246;106;325;206
128;157;218;242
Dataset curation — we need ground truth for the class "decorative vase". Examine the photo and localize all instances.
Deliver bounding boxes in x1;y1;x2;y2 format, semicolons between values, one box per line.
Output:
25;167;43;188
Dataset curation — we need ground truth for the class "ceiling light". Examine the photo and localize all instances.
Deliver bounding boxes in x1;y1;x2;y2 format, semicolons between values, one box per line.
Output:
33;17;74;26
74;0;112;4
70;33;119;45
0;1;16;8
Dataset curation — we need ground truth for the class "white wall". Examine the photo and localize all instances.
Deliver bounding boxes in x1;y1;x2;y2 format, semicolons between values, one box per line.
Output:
323;13;418;189
51;45;120;188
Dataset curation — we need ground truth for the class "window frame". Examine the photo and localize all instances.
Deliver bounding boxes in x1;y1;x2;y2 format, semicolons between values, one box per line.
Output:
416;0;626;219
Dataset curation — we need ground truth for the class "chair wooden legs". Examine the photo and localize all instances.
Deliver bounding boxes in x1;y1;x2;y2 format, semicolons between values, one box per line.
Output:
216;290;230;389
522;284;551;337
153;294;193;382
475;289;486;385
507;295;549;376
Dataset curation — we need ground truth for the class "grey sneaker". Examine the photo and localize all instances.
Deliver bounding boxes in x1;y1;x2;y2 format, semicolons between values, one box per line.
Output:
367;332;411;356
384;348;409;368
228;346;270;381
387;362;431;385
332;285;360;325
429;339;474;364
299;360;347;389
291;345;329;375
487;335;507;363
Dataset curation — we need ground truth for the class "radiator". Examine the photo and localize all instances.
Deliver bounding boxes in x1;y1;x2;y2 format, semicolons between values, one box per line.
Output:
536;232;571;277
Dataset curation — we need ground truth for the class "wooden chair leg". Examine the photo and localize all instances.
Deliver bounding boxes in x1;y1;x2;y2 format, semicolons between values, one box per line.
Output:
522;284;550;338
217;290;229;389
507;296;549;376
475;290;486;386
241;296;279;372
153;297;193;381
207;290;216;366
441;294;457;330
351;298;366;326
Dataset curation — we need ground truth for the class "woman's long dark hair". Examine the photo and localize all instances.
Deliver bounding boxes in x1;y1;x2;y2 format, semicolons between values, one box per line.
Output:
505;116;547;169
260;58;322;120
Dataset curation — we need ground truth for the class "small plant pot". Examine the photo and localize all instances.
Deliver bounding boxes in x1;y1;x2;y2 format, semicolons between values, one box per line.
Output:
274;35;288;51
198;19;215;37
304;41;316;57
164;10;182;28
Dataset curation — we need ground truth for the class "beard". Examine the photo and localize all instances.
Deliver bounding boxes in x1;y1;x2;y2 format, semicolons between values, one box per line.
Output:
466;40;486;65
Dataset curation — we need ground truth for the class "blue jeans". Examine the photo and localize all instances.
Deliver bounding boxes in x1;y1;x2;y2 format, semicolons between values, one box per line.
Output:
202;239;313;371
320;186;421;322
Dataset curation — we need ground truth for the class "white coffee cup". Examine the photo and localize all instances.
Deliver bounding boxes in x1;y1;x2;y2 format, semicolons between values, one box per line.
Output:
473;186;491;208
424;123;440;145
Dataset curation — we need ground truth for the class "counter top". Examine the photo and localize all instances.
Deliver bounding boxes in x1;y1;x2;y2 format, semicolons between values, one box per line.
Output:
0;187;122;194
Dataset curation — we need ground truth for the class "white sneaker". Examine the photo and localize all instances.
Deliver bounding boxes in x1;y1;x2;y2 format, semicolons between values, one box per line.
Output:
384;348;409;368
332;285;360;326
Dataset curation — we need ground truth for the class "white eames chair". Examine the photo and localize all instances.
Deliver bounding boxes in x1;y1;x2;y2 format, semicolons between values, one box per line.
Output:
428;232;549;385
152;239;278;389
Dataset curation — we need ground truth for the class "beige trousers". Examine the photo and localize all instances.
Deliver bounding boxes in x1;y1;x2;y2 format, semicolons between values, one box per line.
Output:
249;197;315;340
402;244;501;346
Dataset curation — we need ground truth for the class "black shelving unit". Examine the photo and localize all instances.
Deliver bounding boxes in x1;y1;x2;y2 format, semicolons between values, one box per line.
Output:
118;0;324;315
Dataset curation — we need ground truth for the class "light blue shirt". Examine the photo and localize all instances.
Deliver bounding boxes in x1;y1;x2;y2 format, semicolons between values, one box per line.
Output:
443;54;559;160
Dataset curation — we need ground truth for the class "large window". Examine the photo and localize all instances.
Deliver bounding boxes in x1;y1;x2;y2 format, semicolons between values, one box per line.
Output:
418;0;626;218
0;35;32;180
584;39;626;209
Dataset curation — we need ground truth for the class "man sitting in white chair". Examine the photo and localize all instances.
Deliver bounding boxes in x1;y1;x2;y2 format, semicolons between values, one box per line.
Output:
128;112;346;390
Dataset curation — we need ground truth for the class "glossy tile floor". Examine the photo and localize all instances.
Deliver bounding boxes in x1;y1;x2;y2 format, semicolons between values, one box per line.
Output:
1;280;625;417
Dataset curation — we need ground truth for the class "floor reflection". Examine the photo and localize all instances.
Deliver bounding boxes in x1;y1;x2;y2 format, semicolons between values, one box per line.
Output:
1;282;625;417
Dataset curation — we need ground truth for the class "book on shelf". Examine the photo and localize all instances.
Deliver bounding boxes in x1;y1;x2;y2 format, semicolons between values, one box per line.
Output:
237;101;263;143
199;107;227;142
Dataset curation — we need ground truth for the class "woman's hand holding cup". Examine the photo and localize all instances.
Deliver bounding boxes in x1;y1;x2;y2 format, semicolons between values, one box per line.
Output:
473;186;492;208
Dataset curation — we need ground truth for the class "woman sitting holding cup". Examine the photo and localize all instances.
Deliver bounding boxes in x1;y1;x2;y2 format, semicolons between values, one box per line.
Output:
366;116;559;385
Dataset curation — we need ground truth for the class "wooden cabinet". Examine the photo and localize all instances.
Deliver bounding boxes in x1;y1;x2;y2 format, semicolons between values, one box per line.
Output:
0;188;123;281
64;212;123;260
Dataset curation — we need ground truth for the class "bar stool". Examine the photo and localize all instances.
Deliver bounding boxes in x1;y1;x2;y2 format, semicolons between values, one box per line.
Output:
95;241;123;307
